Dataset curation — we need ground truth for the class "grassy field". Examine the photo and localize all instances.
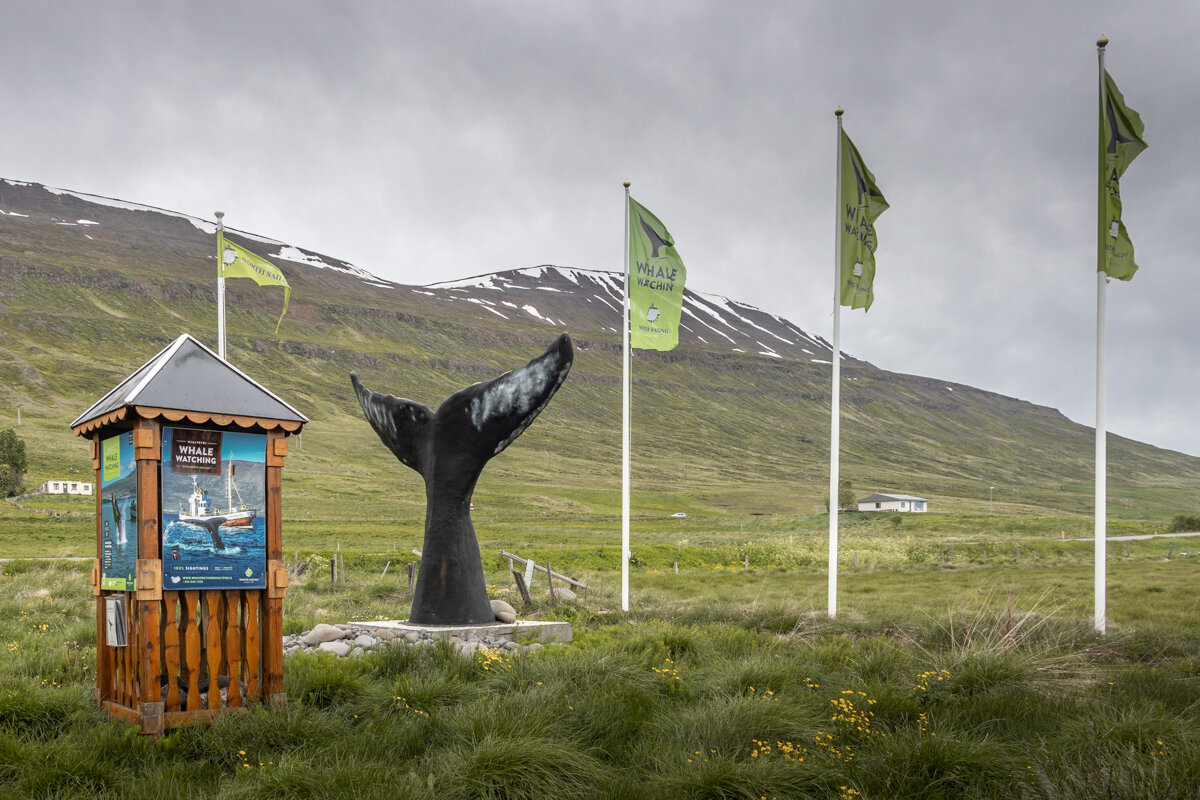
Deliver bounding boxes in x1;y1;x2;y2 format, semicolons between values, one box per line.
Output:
2;509;1200;799
6;168;1200;797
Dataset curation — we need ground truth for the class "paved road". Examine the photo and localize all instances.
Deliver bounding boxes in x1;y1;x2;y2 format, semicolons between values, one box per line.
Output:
1064;531;1200;542
6;533;1200;560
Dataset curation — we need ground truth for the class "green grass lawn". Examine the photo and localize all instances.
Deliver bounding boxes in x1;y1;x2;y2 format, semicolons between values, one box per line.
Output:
1;540;1199;799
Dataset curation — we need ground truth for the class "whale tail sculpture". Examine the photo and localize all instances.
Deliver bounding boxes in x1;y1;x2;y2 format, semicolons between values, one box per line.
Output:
352;333;574;624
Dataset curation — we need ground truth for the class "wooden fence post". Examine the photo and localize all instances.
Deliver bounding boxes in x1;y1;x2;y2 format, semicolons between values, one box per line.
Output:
512;570;532;605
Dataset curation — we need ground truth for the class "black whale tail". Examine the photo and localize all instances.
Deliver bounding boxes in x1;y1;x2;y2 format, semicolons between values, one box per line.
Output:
350;334;574;625
352;333;574;475
195;518;226;551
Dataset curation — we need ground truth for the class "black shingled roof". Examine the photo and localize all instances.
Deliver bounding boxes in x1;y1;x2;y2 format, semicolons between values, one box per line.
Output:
72;334;308;429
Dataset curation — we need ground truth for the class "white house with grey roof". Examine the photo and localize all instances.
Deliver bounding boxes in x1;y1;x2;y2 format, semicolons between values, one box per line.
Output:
857;493;929;513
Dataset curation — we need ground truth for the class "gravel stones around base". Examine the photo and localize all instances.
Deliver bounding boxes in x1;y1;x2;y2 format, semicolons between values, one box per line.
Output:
283;623;563;659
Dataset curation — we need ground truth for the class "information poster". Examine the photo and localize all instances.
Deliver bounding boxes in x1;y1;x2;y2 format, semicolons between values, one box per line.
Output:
161;427;267;590
100;431;138;591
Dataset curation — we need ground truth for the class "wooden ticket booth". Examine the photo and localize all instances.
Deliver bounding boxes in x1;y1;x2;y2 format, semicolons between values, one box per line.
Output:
71;334;307;734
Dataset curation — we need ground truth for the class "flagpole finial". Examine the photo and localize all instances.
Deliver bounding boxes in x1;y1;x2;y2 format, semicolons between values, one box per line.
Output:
1097;34;1109;48
835;107;844;117
623;180;630;188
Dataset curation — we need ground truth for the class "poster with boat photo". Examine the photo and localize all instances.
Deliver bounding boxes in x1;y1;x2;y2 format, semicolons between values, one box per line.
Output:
160;427;267;590
100;431;137;591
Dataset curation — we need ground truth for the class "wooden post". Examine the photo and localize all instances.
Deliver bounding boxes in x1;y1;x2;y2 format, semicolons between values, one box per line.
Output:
512;570;531;605
546;562;556;608
263;431;286;707
134;420;163;734
407;561;417;591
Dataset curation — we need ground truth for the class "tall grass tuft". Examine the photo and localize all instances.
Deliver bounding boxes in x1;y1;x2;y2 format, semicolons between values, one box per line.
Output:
431;734;611;800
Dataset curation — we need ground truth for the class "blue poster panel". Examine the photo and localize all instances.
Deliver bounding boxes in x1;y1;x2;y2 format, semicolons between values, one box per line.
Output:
100;431;138;591
161;427;267;590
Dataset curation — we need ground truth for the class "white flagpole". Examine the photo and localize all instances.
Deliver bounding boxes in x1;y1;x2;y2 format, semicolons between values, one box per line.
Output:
1094;36;1109;634
621;180;632;612
829;108;844;618
215;210;227;361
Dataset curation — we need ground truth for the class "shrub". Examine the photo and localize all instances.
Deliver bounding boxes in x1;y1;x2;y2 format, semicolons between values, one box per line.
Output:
0;428;27;497
1167;514;1200;533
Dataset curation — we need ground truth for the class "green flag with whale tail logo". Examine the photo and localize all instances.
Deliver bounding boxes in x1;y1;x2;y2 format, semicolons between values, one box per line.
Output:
839;129;888;311
1099;69;1147;281
218;233;291;333
628;197;687;350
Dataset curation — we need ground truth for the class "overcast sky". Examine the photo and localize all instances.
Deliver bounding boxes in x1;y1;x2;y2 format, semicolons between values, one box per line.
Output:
6;2;1199;456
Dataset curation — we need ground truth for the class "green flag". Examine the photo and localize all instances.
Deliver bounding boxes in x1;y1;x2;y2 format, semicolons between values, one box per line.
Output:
1099;69;1147;281
839;129;888;311
628;197;687;350
218;233;291;333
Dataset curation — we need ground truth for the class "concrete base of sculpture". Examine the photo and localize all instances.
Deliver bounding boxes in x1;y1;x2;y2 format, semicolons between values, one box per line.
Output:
358;619;572;644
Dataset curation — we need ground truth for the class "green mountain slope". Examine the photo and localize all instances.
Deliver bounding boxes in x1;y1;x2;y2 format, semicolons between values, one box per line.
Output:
2;179;1197;542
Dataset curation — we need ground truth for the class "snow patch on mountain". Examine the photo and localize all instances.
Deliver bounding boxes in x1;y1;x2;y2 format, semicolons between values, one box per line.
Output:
424;264;838;362
6;181;392;286
265;245;383;282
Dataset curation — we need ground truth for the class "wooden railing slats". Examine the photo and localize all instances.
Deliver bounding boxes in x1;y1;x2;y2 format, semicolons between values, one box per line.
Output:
244;591;260;700
205;594;222;709
184;591;201;711
162;592;180;711
224;590;242;707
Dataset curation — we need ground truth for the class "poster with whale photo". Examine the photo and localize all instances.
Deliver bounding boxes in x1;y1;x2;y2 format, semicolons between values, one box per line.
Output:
161;427;267;590
100;431;138;591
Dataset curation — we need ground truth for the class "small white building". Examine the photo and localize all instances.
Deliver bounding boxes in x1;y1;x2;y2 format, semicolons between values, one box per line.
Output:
39;480;93;496
857;493;928;513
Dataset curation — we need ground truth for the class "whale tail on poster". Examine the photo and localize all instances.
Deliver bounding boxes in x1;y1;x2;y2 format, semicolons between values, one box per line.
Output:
109;496;127;545
192;517;227;551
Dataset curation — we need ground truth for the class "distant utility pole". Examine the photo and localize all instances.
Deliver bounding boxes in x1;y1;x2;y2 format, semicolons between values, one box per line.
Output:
15;404;21;426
